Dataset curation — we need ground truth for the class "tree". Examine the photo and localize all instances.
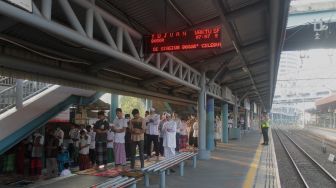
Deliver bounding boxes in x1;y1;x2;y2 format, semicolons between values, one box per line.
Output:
120;96;146;117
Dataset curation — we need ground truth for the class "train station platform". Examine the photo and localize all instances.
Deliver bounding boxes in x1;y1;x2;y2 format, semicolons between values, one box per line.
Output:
134;129;280;188
5;129;280;188
306;126;336;141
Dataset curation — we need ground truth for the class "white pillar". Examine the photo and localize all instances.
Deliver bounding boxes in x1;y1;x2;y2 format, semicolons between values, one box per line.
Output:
198;71;210;160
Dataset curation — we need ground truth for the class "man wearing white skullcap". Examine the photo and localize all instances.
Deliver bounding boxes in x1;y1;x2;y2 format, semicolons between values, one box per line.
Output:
162;113;177;159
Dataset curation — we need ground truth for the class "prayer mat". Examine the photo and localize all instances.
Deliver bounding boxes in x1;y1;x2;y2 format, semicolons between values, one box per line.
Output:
179;148;198;153
93;169;122;177
75;168;98;175
120;170;144;178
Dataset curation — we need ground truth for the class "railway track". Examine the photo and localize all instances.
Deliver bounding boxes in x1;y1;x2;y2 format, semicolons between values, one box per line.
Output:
274;128;336;188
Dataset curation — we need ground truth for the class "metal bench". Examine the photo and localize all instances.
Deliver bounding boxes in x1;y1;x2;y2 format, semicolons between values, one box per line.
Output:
91;176;137;188
141;152;197;188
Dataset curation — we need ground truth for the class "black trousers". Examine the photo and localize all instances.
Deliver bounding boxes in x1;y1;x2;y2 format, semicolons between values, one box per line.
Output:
125;142;132;160
131;140;144;169
175;133;180;151
159;137;164;156
144;133;149;156
147;135;159;156
262;128;269;144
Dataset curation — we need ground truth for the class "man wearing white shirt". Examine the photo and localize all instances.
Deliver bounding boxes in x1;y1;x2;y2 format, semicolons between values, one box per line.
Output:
86;125;96;166
192;120;199;148
112;108;128;166
79;129;91;170
146;107;160;161
162;113;177;159
172;112;181;152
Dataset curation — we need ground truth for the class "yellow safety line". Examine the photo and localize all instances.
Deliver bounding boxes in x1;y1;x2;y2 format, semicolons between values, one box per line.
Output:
242;137;263;188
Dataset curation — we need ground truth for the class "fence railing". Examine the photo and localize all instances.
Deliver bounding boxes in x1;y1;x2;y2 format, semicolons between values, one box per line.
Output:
0;76;16;86
0;80;51;114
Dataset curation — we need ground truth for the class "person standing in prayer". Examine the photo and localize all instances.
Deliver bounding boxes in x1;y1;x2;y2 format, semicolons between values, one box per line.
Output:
54;126;64;147
93;111;109;169
124;114;132;161
179;116;188;150
79;129;91;170
158;112;167;156
107;124;115;164
172;112;181;152
129;109;146;169
192;119;199;148
162;113;177;159
144;110;150;158
30;132;44;176
187;115;196;147
215;116;222;147
45;128;59;178
68;124;80;166
146;108;160;161
112;108;128;166
86;125;96;166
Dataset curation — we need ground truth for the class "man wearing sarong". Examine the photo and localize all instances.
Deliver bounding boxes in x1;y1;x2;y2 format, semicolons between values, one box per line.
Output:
93;111;109;169
112;108;128;166
179;116;188;150
30;132;44;176
162;113;177;159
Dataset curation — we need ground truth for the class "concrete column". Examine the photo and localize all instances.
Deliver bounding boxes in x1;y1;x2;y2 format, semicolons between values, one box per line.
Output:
221;102;229;143
110;93;118;121
15;79;23;109
198;71;210;159
206;97;215;151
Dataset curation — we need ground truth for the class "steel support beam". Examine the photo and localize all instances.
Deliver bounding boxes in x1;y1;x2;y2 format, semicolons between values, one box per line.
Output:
0;1;200;90
207;62;227;86
140;77;167;87
168;0;193;26
225;0;267;21
0;54;196;105
212;0;265;108
0;0;232;101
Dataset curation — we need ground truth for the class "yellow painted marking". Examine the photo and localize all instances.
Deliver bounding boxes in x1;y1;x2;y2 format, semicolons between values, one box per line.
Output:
242;137;263;188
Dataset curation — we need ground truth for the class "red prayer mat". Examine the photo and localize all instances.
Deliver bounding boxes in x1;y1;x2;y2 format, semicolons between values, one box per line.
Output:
93;168;124;177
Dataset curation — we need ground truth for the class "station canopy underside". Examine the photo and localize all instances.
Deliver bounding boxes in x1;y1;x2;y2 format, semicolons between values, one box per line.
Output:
0;0;289;109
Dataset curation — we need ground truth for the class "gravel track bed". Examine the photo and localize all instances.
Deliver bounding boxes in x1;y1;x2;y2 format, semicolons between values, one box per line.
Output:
272;130;305;188
276;129;336;187
289;129;336;178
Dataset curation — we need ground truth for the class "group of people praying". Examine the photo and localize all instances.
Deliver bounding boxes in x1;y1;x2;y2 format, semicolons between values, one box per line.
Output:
84;107;200;171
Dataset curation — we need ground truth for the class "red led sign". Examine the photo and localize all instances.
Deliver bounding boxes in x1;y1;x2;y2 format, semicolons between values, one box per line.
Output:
143;26;222;53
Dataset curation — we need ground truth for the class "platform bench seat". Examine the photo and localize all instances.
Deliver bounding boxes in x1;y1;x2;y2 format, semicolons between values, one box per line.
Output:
91;176;136;188
141;152;197;188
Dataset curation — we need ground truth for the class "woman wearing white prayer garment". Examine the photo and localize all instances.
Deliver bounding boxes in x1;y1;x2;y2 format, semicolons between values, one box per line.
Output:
162;113;177;159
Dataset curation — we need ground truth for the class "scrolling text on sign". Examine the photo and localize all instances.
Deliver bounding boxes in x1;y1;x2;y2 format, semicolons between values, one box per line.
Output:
143;26;222;53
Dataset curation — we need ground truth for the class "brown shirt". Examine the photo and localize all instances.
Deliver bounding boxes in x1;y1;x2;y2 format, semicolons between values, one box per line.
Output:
130;117;146;141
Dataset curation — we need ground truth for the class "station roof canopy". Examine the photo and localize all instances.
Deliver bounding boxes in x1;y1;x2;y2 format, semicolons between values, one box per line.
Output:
316;93;336;107
0;0;289;110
